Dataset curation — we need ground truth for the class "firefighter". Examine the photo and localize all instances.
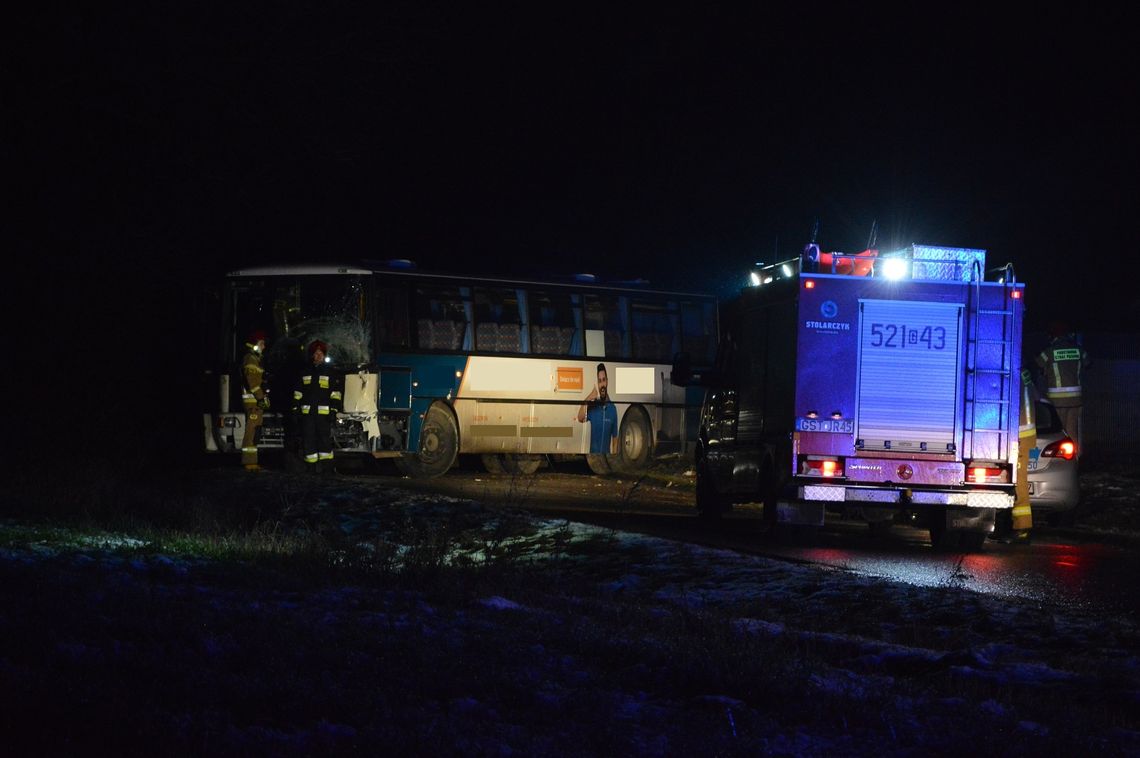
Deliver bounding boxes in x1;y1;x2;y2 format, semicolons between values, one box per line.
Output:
241;330;270;472
293;340;343;474
1012;368;1039;541
1035;321;1090;450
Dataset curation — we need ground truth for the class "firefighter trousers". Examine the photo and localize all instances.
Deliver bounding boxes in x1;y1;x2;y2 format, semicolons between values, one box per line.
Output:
242;403;263;466
300;413;333;468
1056;404;1081;452
1012;434;1035;532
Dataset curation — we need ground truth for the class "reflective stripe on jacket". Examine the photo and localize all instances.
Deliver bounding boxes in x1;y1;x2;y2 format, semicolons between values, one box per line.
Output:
294;367;343;415
1034;335;1088;407
242;348;265;406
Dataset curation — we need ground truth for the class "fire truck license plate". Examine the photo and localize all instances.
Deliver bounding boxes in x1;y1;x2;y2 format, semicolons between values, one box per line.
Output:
796;417;854;433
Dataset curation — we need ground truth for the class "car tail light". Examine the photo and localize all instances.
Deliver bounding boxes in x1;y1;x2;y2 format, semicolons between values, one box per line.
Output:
966;462;1010;484
800;456;843;477
1042;438;1077;460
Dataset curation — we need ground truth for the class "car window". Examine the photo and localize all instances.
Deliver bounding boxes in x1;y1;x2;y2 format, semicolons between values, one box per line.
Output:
1035;401;1063;435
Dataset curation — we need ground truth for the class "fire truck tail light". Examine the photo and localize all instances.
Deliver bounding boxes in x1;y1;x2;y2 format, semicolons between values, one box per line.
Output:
804;280;815;289
1042;439;1077;460
966;463;1009;484
801;456;844;478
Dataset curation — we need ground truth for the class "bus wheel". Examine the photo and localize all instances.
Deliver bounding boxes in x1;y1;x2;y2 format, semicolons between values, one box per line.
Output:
396;404;458;478
586;454;612;476
611;407;652;474
503;454;542;475
481;454;505;474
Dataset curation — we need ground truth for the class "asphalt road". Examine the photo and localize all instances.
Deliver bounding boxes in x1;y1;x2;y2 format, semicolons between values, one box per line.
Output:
372;458;1140;620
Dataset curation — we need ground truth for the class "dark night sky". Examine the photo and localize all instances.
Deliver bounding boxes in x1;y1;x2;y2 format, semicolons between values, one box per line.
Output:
11;6;1139;455
19;7;1140;313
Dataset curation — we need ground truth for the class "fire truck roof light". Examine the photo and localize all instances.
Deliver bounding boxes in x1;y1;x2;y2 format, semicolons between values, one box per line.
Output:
882;258;909;280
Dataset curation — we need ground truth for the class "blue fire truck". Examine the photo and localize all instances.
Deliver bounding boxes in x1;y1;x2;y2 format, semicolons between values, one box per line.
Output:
672;243;1025;551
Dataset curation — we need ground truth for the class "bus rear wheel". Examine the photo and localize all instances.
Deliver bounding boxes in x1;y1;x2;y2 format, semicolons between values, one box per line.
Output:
502;454;542;475
610;407;652;474
586;454;612;476
396;404;458;478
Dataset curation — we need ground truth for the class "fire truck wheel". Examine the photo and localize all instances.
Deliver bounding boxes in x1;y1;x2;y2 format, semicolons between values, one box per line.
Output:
868;519;894;538
481;454;505;474
928;516;961;551
759;455;782;528
696;463;729;520
502;454;542;475
396;404;458;479
958;530;987;552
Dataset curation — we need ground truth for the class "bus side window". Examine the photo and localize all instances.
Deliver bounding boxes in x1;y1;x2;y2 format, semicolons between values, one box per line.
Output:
474;287;521;354
415;286;467;350
379;286;410;349
632;298;677;363
681;300;714;364
584;294;625;358
529;290;575;356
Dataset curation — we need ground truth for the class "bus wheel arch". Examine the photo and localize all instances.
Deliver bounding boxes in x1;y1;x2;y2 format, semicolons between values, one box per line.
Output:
396;401;459;478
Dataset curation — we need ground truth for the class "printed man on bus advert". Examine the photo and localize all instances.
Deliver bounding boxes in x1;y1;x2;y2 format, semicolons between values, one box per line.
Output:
577;362;619;455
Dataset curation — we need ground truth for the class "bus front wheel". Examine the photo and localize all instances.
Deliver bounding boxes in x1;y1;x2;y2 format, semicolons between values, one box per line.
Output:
396;404;458;478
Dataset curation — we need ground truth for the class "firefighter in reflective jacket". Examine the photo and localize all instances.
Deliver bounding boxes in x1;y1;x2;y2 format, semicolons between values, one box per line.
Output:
1011;368;1039;540
293;340;343;474
1035;322;1090;449
241;331;270;471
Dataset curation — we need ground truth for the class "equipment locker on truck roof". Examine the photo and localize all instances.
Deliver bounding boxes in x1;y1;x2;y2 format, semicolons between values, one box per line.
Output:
672;242;1026;551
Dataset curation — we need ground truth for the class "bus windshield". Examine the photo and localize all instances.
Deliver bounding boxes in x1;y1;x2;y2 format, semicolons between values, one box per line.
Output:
225;274;371;369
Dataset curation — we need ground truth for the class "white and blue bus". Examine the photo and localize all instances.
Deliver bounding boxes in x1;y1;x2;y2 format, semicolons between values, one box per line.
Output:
202;261;717;477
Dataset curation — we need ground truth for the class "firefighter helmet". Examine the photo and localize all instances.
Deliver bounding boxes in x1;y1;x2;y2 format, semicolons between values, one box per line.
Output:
248;329;268;345
308;340;329;358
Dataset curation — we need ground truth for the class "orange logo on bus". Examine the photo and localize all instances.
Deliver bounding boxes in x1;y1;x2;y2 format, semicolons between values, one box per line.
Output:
556;367;584;392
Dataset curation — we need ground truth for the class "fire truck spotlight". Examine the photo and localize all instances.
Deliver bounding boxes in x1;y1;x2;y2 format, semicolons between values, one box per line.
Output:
882;258;909;280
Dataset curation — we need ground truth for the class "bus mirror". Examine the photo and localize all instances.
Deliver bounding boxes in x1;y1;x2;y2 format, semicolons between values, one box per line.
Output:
671;352;692;386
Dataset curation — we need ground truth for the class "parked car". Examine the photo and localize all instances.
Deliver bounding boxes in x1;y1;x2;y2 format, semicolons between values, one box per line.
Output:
1028;399;1080;525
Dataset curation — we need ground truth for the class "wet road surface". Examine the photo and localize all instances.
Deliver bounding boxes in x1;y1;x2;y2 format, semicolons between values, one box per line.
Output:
361;460;1140;620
